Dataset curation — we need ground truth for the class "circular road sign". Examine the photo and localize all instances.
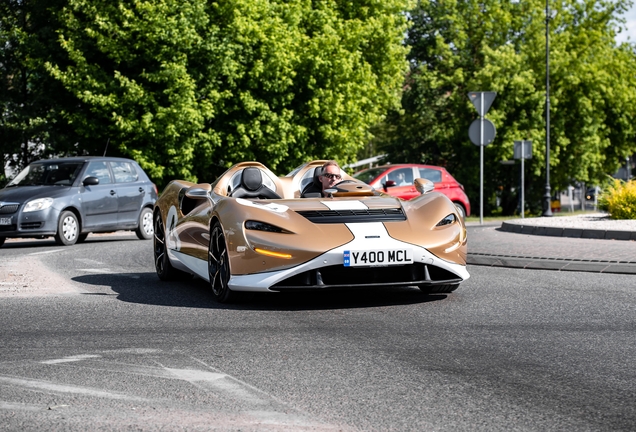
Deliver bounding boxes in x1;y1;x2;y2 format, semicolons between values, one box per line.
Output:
468;118;496;146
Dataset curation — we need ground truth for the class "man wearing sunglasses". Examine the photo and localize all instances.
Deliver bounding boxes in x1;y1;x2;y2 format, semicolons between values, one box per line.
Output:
318;160;343;196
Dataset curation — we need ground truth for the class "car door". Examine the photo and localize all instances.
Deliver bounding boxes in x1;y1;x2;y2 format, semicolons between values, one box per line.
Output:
385;167;418;200
81;161;119;229
110;161;146;228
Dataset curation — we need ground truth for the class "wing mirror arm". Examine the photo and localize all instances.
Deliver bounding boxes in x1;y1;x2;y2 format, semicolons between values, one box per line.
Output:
185;184;212;198
414;178;435;195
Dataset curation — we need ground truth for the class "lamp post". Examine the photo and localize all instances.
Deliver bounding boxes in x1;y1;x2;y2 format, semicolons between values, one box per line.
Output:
542;0;553;216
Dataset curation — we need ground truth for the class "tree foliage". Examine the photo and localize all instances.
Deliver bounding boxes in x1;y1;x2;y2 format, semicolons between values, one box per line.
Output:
377;0;636;215
40;0;411;185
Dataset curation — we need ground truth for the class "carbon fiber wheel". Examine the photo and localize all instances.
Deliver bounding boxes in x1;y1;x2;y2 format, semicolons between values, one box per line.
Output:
208;221;234;303
154;211;177;280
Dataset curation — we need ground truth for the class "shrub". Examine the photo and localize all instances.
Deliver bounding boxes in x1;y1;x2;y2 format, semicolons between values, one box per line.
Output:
598;178;636;219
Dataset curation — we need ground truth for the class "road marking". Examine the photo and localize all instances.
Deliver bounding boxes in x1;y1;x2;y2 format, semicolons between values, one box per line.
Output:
41;354;101;364
28;249;65;256
0;375;150;401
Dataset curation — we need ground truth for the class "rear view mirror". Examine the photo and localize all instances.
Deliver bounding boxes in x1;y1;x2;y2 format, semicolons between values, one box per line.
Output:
83;176;99;186
383;180;396;191
414;178;434;195
185;184;212;198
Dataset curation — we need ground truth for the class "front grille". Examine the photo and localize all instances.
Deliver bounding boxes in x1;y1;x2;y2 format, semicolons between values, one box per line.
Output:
20;222;43;229
296;208;406;224
0;204;19;214
270;263;461;290
0;224;16;232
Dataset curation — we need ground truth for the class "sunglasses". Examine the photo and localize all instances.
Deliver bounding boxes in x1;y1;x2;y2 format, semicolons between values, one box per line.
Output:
322;173;342;180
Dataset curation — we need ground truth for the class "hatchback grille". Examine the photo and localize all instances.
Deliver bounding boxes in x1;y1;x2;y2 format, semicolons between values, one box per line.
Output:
20;222;43;229
0;204;19;214
296;208;406;223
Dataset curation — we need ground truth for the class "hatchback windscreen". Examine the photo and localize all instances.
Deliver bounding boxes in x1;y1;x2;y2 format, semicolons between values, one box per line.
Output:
7;162;84;187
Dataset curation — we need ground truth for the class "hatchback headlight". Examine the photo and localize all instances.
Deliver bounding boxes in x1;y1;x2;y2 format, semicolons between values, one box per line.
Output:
23;198;54;212
436;213;456;227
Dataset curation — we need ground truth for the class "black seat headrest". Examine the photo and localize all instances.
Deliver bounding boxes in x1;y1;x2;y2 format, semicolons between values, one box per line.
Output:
242;167;262;191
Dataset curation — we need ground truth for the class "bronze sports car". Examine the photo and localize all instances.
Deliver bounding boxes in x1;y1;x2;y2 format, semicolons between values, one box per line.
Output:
153;160;469;302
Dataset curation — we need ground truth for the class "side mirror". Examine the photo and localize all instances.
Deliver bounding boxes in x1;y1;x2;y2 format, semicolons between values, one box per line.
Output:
414;178;435;195
83;176;99;186
185;184;212;198
383;180;396;192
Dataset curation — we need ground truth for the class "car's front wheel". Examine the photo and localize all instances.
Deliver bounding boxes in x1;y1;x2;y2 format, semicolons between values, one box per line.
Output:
208;220;234;303
454;203;466;220
54;211;79;246
154;211;177;280
135;207;154;240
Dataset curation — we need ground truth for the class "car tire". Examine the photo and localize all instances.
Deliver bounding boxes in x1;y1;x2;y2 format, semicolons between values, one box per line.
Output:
454;203;466;220
77;233;89;243
0;237;5;248
421;284;459;294
208;220;235;303
135;207;154;240
54;211;80;246
154;211;178;280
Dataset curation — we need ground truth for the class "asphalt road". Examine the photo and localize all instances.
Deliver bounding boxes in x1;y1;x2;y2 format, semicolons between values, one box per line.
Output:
1;234;635;431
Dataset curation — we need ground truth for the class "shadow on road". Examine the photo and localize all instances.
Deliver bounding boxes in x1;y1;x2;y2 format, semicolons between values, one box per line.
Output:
72;272;448;311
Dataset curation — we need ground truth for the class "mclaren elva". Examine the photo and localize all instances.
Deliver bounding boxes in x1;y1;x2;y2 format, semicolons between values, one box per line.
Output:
153;160;469;302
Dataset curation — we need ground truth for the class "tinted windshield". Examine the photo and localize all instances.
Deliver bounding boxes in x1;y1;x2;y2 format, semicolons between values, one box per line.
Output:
353;168;385;184
7;162;84;187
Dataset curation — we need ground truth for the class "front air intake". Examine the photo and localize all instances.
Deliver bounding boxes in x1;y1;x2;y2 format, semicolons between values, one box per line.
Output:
296;208;405;224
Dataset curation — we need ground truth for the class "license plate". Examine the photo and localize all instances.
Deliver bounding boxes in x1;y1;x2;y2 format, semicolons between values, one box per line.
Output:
344;249;413;267
0;217;11;225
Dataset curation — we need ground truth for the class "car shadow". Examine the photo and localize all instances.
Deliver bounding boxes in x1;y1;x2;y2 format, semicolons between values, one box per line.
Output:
2;234;141;249
71;272;448;311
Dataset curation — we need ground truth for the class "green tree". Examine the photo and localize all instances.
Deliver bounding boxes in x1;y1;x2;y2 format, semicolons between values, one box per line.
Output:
44;0;411;186
377;0;636;215
0;0;81;184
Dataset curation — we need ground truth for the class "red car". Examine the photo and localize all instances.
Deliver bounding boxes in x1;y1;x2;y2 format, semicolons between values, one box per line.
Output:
353;164;471;218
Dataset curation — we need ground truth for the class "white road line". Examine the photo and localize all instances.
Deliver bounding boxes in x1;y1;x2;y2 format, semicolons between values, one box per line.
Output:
41;354;101;364
28;249;65;256
0;375;150;401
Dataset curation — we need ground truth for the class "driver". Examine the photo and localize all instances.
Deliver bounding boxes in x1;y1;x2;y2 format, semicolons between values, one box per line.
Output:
318;160;342;196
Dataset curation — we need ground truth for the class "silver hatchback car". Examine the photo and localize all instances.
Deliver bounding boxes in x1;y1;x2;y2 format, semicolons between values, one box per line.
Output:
0;156;158;247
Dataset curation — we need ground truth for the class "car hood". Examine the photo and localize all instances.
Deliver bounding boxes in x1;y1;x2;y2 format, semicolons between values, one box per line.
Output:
0;185;73;204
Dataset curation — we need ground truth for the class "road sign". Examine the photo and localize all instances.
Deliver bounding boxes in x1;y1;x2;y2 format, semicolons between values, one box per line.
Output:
468;91;497;116
514;140;532;159
468;118;496;146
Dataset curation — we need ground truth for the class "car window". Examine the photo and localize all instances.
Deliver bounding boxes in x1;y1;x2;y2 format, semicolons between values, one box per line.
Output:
8;162;83;186
110;161;139;183
85;161;113;184
387;168;413;186
418;168;442;183
353;168;385;184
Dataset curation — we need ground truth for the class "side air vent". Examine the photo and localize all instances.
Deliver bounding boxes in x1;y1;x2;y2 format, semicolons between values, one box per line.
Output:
296;208;406;224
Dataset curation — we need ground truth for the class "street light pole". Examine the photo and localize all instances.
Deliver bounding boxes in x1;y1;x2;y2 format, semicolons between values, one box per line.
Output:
542;0;553;216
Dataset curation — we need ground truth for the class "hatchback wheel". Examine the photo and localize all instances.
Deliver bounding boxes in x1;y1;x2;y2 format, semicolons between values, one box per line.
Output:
54;211;79;246
454;203;466;220
136;207;154;240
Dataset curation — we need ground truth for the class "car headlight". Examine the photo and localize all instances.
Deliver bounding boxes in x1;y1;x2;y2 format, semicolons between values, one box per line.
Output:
23;198;54;212
436;214;456;227
245;220;289;233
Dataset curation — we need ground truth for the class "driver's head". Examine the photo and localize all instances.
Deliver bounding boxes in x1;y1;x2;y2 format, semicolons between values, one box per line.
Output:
319;160;342;192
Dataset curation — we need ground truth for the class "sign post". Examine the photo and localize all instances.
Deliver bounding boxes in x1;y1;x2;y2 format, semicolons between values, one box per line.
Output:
468;92;497;224
514;140;532;218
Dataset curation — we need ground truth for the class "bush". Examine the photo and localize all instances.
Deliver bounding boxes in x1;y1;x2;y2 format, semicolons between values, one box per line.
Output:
598;178;636;219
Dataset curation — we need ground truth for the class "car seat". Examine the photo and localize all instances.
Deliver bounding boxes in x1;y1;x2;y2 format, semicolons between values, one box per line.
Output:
301;167;323;198
230;167;281;199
